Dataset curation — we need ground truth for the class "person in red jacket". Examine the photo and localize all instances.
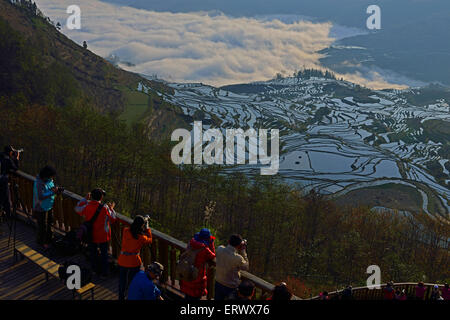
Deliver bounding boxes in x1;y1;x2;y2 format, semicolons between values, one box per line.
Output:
75;188;116;278
180;228;216;300
415;282;427;300
383;281;395;300
442;283;450;300
117;215;152;300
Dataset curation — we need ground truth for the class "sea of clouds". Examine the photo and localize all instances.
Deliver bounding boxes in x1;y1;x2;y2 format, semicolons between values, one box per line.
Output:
34;0;408;89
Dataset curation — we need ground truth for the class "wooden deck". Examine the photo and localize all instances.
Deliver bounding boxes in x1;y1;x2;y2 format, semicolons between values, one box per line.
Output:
0;217;119;300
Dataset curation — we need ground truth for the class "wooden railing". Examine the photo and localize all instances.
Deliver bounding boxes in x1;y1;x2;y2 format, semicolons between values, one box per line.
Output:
9;170;277;300
309;282;445;300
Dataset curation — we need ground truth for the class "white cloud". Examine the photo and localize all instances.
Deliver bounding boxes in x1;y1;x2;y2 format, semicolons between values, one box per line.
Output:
35;0;408;89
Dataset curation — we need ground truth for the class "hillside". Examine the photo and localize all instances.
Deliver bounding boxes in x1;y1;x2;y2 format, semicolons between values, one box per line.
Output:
0;0;188;138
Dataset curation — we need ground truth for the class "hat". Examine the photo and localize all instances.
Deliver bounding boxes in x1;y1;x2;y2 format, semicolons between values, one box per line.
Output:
198;228;211;240
194;228;214;245
147;262;164;276
434;285;439;289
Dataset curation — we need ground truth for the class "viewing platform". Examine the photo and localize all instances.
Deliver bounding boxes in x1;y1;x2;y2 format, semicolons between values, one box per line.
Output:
0;171;445;300
0;171;275;300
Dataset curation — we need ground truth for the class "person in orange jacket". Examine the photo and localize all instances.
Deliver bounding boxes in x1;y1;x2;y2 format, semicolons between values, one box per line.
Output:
75;188;116;278
118;215;152;300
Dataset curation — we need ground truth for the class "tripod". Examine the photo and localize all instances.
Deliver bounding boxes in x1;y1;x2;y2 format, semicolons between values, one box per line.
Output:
7;183;31;250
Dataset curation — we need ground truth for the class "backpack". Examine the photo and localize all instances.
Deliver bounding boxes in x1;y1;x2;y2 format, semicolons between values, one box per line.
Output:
176;247;203;282
53;230;82;256
58;261;92;287
76;203;104;244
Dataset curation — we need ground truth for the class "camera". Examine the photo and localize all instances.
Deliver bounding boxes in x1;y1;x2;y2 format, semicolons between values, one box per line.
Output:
11;148;23;158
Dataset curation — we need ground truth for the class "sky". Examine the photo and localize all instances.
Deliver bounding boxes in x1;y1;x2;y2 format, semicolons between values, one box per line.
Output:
34;0;410;89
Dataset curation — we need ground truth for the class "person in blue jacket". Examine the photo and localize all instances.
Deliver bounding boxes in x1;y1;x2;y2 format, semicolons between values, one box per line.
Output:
33;165;63;249
128;262;164;300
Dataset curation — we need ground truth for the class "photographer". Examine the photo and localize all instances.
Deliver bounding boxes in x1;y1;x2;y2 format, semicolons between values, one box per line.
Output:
32;165;62;250
214;234;249;301
75;188;117;278
117;215;153;300
0;145;20;219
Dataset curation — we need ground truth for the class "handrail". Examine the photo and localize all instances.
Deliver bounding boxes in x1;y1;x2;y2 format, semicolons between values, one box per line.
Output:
309;282;445;300
10;170;278;299
11;171;445;300
14;170;187;247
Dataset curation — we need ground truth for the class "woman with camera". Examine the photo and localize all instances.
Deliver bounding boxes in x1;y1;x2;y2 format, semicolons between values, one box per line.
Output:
32;165;63;250
117;215;153;300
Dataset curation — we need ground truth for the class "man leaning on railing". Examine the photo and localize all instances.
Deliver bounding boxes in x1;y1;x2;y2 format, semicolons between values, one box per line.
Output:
214;234;249;300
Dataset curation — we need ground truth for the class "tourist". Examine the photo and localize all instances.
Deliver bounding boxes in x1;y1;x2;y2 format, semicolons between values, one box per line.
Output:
214;234;249;300
320;291;329;300
395;289;407;300
128;262;164;300
441;283;450;300
179;228;216;300
117;215;152;300
430;285;442;300
415;282;427;300
267;282;293;300
226;280;255;301
341;285;353;300
383;281;395;300
75;188;116;278
0;146;20;219
33;165;62;250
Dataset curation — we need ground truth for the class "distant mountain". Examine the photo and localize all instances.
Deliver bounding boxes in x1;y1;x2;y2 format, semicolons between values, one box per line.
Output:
102;0;450;86
320;10;450;86
0;0;188;138
101;0;450;30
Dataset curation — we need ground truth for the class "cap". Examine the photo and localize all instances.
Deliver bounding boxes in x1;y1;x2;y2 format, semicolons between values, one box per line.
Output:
147;262;164;276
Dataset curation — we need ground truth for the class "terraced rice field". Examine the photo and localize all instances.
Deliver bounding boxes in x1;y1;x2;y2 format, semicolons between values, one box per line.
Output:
138;77;450;218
